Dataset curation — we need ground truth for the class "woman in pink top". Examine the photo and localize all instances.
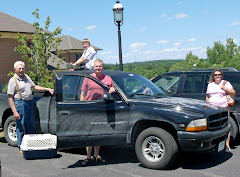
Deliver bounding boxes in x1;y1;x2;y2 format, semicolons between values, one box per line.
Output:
206;69;235;152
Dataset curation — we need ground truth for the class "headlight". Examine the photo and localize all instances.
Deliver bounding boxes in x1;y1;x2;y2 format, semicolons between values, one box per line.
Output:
185;118;207;131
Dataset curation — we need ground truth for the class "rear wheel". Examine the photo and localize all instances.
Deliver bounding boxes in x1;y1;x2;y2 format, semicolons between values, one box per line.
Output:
135;127;178;169
4;115;18;147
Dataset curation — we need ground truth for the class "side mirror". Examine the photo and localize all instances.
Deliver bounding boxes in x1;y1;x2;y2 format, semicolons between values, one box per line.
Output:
103;92;114;102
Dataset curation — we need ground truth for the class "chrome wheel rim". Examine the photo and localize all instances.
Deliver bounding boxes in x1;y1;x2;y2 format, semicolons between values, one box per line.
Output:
8;121;17;142
142;136;165;162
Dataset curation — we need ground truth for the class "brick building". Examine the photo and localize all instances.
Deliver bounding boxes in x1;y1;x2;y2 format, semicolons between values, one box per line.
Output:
0;11;101;87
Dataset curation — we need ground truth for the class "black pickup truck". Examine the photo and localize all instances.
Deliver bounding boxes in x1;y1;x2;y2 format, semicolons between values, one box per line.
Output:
0;70;230;169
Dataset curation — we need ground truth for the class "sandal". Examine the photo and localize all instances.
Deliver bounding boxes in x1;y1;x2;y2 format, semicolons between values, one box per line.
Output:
93;155;106;163
225;147;232;153
81;158;93;165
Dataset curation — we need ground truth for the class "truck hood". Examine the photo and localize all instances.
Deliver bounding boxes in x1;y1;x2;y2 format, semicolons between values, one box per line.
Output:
130;96;223;116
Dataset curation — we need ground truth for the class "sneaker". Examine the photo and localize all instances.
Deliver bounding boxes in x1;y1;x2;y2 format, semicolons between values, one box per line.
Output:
66;63;79;70
81;158;93;166
93;155;106;163
66;63;73;69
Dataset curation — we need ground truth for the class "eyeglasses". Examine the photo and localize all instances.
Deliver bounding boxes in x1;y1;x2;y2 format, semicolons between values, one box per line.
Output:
214;74;222;76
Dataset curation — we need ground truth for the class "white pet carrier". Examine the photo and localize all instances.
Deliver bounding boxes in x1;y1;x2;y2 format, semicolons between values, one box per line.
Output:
20;134;57;160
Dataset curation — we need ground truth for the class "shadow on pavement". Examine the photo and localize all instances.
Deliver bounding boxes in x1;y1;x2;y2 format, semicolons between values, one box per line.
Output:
64;146;234;170
171;151;233;170
167;140;239;170
0;129;6;143
64;145;139;169
0;137;6;143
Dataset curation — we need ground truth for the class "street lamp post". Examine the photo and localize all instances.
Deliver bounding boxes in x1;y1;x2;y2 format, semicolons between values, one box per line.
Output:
113;0;124;71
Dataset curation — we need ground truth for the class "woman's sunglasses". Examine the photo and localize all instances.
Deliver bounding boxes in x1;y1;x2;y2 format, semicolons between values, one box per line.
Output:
214;74;222;76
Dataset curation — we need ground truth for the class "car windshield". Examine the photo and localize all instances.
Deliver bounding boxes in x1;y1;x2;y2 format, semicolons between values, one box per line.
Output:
112;73;166;99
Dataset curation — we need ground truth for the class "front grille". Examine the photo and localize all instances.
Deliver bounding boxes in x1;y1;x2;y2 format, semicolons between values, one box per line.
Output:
208;111;228;131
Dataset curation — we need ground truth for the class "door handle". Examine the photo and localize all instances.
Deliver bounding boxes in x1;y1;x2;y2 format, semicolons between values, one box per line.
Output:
59;110;70;116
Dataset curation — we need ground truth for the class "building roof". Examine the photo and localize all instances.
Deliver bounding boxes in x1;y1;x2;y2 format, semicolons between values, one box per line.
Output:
55;35;102;51
47;53;68;70
0;11;50;34
0;12;102;70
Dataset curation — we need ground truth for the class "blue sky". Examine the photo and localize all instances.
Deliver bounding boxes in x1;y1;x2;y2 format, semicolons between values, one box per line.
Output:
1;0;240;64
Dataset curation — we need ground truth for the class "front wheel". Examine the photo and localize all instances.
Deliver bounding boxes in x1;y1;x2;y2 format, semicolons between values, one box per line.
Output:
229;116;238;142
135;127;178;169
4;115;18;147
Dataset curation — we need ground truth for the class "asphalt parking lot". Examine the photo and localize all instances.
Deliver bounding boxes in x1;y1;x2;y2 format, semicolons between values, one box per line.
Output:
1;129;240;177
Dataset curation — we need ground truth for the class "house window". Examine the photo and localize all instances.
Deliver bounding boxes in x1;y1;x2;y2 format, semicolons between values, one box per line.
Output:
27;42;34;57
76;54;82;61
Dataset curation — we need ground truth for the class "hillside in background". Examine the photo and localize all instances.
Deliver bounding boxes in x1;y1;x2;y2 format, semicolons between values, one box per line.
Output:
105;59;183;79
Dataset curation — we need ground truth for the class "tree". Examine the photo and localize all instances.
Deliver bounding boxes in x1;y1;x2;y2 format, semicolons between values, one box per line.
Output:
170;38;240;71
206;38;240;68
169;52;206;71
14;9;64;88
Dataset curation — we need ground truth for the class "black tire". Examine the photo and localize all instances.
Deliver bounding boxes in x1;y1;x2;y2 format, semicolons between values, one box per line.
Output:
3;115;18;147
135;127;178;170
229;116;238;142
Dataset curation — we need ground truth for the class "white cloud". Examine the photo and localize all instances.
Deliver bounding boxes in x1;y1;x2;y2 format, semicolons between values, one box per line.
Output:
99;51;112;55
131;50;139;53
188;38;196;42
174;38;196;45
144;50;156;54
157;40;168;44
174;42;181;46
233;39;238;43
139;27;147;32
181;47;203;52
64;27;73;31
132;27;147;33
230;22;240;26
161;13;167;17
174;13;187;19
162;48;180;53
85;25;97;31
166;17;173;22
130;42;147;49
178;1;183;5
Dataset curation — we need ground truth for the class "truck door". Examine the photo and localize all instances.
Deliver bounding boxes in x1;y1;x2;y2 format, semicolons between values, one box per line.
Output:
56;75;130;148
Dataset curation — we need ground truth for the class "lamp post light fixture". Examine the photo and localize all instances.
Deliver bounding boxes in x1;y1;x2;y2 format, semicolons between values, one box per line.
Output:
113;0;124;71
193;63;197;70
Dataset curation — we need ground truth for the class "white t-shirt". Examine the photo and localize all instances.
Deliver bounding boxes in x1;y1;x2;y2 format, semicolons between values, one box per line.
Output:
82;46;97;70
206;80;233;108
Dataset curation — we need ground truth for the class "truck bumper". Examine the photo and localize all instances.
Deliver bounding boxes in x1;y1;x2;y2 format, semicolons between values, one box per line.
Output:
177;123;231;151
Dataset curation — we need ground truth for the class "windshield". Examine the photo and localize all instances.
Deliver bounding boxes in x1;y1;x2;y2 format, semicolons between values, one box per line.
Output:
112;73;166;99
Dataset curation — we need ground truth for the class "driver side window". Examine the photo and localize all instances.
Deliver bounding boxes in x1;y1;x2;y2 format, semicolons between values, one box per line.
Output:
62;75;83;101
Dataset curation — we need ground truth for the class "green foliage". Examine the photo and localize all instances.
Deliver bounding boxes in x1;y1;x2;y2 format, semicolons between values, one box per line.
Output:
105;60;181;79
207;38;240;68
2;84;8;93
170;38;240;71
14;9;64;88
169;52;207;71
